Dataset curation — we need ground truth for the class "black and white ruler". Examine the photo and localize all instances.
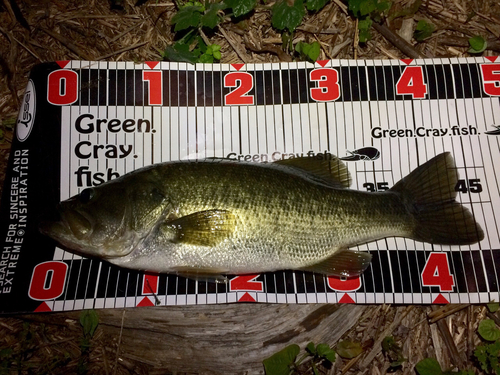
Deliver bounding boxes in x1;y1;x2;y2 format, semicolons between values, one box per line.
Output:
0;57;499;313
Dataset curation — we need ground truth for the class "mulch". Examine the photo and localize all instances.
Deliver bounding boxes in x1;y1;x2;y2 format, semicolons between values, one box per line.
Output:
0;0;499;373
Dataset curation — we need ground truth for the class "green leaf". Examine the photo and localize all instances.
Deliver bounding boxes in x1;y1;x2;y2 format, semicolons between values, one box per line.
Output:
414;19;435;42
348;0;375;17
415;358;443;375
336;340;363;359
163;42;200;63
474;341;500;374
226;0;256;17
201;3;226;29
316;343;336;362
478;319;500;342
468;35;487;53
79;310;99;338
306;342;316;355
263;344;300;375
199;54;214;63
488;302;500;313
295;41;321;62
171;6;203;31
306;0;328;11
358;18;372;42
272;0;305;32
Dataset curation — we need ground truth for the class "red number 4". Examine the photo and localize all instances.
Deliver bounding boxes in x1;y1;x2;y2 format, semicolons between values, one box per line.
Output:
396;66;427;99
421;253;455;292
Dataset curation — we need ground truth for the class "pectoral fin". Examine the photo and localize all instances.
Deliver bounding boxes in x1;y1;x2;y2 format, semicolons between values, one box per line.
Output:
172;266;229;283
301;250;372;277
167;209;236;247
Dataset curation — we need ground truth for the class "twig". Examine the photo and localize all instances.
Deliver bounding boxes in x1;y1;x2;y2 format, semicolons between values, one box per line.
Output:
432;306;464;369
428;304;469;324
372;22;425;59
97;41;148;60
113;309;126;375
218;26;251;63
41;27;93;60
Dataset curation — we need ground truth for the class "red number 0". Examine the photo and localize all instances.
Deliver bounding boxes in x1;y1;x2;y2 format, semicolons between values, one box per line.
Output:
396;66;427;99
229;275;263;291
327;276;361;292
421;253;455;292
224;72;254;105
47;70;78;105
143;71;163;105
480;64;500;96
310;68;341;102
29;261;68;301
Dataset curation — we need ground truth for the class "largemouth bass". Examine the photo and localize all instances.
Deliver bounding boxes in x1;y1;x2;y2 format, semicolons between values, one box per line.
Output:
40;152;484;281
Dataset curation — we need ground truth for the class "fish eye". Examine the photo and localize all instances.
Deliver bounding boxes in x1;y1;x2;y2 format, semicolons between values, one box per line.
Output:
79;188;95;203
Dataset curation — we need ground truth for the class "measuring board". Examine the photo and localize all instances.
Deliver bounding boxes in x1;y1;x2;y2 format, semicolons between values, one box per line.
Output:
0;57;499;313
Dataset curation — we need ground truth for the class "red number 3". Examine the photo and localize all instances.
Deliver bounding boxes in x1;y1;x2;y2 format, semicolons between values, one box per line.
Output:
310;68;341;102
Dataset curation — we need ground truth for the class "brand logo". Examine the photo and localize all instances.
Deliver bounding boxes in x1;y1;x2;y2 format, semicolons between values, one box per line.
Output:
16;80;36;142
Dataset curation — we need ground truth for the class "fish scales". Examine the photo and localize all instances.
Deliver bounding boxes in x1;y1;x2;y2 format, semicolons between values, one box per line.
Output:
111;161;411;273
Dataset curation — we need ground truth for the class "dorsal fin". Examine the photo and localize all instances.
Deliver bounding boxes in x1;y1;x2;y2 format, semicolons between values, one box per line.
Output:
274;156;351;188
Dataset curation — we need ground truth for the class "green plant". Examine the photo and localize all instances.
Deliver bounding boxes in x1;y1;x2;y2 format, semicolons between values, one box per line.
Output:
336;339;363;359
415;357;474;375
295;41;321;62
468;35;487;54
474;318;500;374
347;0;391;42
78;309;99;374
263;342;335;375
382;336;406;369
413;19;435;41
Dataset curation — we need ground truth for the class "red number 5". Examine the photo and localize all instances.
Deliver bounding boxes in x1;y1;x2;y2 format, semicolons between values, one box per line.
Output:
481;64;500;96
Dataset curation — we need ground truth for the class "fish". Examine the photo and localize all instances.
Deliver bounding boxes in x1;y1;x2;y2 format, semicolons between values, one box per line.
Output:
40;152;484;282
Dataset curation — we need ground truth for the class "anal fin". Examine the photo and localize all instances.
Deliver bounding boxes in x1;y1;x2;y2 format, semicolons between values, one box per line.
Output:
301;250;372;277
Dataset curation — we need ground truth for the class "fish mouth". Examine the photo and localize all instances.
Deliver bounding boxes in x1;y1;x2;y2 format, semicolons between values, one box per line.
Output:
40;206;93;242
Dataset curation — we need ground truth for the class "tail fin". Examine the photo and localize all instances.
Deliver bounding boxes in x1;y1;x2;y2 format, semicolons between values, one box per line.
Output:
390;152;484;245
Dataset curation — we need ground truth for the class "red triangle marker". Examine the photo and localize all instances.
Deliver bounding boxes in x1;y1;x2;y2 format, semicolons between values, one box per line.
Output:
231;63;244;71
432;294;449;304
145;61;159;69
56;60;70;69
317;60;329;67
339;293;355;304
238;292;256;302
401;59;413;65
485;56;498;63
137;296;155;307
34;302;52;312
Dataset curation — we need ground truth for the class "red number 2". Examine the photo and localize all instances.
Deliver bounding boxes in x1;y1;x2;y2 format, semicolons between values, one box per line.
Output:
224;72;254;105
421;253;455;292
